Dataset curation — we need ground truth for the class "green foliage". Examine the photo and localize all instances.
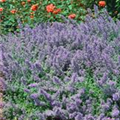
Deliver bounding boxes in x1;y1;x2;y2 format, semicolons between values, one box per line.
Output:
0;0;119;34
116;0;120;15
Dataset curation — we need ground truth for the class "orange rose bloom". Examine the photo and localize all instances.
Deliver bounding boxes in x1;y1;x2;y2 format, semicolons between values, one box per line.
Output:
68;14;76;19
31;4;38;11
27;0;31;3
98;1;106;7
46;4;55;13
21;2;26;6
52;8;61;14
10;9;17;14
0;0;6;2
0;8;3;12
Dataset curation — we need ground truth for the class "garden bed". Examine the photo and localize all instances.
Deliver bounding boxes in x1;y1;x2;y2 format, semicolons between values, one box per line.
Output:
0;8;120;119
0;0;120;119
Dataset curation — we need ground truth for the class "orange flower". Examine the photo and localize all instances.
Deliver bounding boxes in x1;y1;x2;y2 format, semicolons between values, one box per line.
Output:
21;2;26;6
0;8;3;12
31;4;38;11
30;15;34;19
27;0;31;3
10;9;17;14
68;14;76;19
46;4;55;13
0;0;6;2
98;1;106;7
52;8;61;14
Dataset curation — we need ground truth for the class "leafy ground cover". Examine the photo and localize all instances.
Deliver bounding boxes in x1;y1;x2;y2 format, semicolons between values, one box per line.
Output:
0;6;120;119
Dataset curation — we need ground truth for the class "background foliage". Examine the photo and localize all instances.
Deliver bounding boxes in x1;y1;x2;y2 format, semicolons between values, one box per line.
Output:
0;0;119;34
0;0;86;34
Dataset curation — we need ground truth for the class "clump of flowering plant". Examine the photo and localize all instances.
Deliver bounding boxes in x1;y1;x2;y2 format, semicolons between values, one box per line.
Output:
1;6;120;119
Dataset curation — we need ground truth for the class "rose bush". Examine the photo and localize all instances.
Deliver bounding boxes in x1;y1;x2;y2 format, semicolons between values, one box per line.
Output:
0;0;86;34
0;0;119;34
